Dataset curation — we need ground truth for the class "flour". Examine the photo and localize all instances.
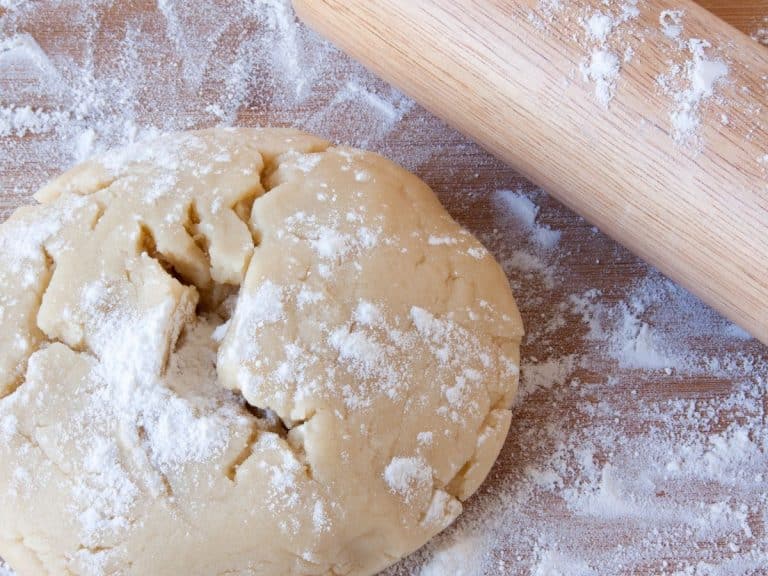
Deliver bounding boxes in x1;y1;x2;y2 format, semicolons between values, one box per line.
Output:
2;1;767;575
585;13;614;42
419;534;484;576
62;281;250;546
387;190;767;574
578;2;640;107
536;2;737;150
384;456;433;503
73;437;140;546
657;24;731;146
326;299;510;419
0;105;67;137
660;9;685;40
0;0;415;214
517;354;579;402
669;40;729;144
495;189;561;250
279;209;381;274
582;50;621;107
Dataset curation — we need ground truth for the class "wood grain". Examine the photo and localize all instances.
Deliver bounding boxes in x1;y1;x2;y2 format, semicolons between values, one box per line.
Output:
293;0;768;345
698;0;768;35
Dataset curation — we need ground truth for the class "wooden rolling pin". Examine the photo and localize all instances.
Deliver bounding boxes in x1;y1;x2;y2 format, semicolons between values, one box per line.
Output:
293;0;768;345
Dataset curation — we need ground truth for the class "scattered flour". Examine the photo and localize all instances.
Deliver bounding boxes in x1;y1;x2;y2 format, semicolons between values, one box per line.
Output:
0;0;417;212
518;354;579;402
535;2;739;150
384;456;433;503
659;9;684;40
755;29;768;46
495;189;561;250
533;551;597;576
585;13;614;43
2;1;767;575
668;40;729;144
582;50;621;107
418;534;484;576
656;11;731;146
0;105;68;137
389;204;766;575
578;1;640;107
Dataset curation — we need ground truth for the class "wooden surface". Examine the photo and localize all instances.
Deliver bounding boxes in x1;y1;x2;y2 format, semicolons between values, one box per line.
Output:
0;1;767;574
697;0;768;33
293;0;768;347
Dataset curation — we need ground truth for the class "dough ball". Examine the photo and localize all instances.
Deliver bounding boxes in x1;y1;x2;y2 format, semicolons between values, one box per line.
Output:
0;128;523;575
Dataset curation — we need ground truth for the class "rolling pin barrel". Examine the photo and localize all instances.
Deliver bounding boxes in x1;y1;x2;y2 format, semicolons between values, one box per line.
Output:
293;0;768;344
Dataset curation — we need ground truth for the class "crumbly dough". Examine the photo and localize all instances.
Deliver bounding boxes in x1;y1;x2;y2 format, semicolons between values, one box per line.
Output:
0;128;523;576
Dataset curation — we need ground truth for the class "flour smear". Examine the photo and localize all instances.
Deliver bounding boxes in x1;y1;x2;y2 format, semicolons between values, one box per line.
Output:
2;1;767;575
536;0;738;149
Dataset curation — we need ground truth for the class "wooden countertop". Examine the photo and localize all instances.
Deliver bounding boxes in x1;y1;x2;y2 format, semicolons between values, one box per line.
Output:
0;1;766;574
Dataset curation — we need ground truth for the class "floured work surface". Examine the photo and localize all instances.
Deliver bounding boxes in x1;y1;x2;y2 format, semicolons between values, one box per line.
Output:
1;1;767;574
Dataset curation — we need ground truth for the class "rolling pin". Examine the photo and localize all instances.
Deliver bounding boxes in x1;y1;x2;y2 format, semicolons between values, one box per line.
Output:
292;0;768;345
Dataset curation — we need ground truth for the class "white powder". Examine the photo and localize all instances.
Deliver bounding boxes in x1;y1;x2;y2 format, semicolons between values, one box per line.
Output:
495;189;561;250
258;435;303;516
427;235;459;246
689;42;729;97
660;9;685;40
518;355;579;402
754;22;768;46
419;534;484;576
582;49;621;107
417;431;433;446
0;194;88;284
353;300;384;327
619;0;639;22
502;250;557;290
2;1;767;574
79;282;246;483
224;280;285;373
0;105;68;138
534;551;597;576
496;190;538;227
329;327;386;377
0;414;17;443
327;299;508;416
614;311;673;370
0;0;419;218
585;13;614;43
242;281;286;326
73;437;139;546
281;210;380;273
384;456;433;502
467;246;487;260
576;2;640;107
312;500;330;533
534;0;563;23
659;37;730;145
296;287;324;309
312;227;349;259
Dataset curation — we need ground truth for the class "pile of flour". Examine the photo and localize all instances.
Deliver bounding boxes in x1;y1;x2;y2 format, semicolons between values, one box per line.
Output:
1;1;766;574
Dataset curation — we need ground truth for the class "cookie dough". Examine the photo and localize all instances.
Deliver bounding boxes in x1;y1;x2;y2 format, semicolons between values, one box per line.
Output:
0;128;523;575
